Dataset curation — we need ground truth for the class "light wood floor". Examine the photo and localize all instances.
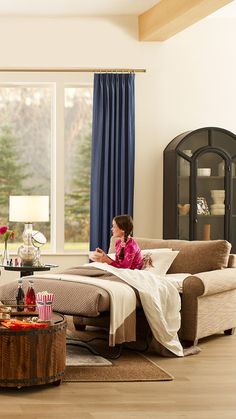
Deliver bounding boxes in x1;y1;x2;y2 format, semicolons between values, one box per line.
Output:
0;332;236;419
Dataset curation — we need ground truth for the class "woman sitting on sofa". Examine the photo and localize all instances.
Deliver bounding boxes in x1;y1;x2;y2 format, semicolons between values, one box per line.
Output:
94;214;143;270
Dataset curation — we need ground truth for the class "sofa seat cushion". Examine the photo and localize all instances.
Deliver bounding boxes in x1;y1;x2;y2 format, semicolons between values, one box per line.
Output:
0;278;110;317
0;276;142;317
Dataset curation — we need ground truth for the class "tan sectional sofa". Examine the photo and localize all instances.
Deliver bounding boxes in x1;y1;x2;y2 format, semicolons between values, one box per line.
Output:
74;238;236;345
123;238;236;345
0;238;236;346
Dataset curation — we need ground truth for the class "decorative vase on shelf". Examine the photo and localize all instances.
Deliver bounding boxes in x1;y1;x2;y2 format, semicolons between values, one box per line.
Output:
1;242;10;265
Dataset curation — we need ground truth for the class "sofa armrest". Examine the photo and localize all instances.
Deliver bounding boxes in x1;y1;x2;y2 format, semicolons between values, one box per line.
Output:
181;269;236;343
182;268;236;297
228;254;236;268
181;276;205;343
182;275;205;297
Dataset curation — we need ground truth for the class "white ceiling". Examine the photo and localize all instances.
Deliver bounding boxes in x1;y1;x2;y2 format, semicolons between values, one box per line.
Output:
208;0;236;17
0;0;235;18
0;0;159;16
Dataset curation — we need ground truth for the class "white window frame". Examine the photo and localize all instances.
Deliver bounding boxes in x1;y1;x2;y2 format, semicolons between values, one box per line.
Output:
0;72;93;255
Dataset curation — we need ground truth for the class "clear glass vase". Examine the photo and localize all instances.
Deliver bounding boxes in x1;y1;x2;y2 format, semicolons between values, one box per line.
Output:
1;242;10;265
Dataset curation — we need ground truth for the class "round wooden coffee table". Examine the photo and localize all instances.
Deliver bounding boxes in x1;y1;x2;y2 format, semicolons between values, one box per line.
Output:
0;313;66;388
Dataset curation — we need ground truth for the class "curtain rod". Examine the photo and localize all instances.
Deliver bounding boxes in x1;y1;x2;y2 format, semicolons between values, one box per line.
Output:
0;67;146;73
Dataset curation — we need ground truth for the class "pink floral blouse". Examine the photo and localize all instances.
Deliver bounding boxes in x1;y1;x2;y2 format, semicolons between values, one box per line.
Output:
110;237;143;270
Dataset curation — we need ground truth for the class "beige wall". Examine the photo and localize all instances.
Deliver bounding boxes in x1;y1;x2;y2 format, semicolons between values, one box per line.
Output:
0;14;236;279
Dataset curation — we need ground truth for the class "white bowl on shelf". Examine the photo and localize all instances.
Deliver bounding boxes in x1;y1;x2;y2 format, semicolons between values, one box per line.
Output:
211;204;225;209
210;190;225;203
210;205;225;215
211;190;225;195
211;209;225;215
197;168;211;176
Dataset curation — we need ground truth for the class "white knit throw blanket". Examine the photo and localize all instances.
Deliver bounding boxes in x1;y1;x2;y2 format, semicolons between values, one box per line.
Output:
37;263;188;356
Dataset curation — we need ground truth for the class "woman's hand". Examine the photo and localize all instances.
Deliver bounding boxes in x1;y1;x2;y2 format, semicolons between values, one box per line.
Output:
94;248;112;264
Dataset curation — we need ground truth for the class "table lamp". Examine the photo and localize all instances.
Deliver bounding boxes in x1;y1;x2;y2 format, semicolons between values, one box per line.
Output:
9;196;49;266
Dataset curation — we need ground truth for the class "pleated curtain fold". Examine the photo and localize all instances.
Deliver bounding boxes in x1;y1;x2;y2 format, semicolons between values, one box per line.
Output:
90;73;135;252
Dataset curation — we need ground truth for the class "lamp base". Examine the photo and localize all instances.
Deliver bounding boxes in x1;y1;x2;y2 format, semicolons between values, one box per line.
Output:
18;223;38;266
18;244;38;266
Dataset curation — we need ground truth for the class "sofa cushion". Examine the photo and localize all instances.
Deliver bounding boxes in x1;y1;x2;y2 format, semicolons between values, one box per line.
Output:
141;249;179;275
228;254;236;268
167;240;231;274
109;237;232;274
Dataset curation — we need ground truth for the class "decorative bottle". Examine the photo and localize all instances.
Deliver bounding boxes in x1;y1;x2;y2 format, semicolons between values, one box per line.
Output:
25;279;36;312
16;279;25;312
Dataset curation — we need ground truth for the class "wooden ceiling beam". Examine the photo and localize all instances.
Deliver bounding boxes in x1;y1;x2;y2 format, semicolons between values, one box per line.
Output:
139;0;234;41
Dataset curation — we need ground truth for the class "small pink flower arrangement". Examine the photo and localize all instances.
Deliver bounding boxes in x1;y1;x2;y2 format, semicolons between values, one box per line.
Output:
0;225;14;265
0;225;14;243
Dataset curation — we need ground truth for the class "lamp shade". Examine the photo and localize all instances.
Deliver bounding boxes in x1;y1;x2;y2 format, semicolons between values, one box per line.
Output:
9;196;49;222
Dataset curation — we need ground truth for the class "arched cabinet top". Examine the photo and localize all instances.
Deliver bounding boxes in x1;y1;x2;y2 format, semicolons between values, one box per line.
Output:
163;126;236;252
164;127;236;159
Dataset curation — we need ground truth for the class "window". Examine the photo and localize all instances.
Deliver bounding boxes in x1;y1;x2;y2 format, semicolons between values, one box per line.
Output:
0;84;52;251
64;87;92;251
0;76;93;253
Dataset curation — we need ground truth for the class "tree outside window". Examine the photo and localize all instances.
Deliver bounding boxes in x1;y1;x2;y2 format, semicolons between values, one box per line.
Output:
0;84;92;252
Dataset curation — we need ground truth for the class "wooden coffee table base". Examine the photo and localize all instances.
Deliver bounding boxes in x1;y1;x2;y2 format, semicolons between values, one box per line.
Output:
0;313;66;388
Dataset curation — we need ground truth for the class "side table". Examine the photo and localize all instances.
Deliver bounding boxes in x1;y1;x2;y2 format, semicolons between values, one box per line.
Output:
0;313;66;388
0;264;58;278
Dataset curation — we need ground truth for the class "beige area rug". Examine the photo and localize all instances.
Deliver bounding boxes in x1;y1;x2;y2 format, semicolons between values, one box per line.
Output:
64;350;173;382
64;316;173;382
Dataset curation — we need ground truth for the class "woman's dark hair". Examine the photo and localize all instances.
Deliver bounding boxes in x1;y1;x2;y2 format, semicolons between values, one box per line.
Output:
114;214;133;260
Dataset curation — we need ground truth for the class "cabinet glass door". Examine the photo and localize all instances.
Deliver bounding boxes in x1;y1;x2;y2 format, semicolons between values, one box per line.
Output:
177;152;191;240
195;152;225;241
231;157;236;250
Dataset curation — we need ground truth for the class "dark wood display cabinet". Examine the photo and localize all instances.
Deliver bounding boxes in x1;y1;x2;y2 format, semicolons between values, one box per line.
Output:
163;127;236;252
